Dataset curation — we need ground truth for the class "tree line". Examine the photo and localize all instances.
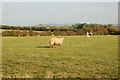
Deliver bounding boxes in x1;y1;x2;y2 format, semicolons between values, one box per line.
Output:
1;23;120;36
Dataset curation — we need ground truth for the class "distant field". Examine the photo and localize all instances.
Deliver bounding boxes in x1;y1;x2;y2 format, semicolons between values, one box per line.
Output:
2;36;118;78
0;29;12;31
0;29;43;33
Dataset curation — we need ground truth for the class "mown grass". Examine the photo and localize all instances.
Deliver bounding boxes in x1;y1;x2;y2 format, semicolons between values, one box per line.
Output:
2;35;118;78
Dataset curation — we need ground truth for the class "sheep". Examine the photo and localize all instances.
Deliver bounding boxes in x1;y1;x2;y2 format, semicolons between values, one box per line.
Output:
86;35;90;37
49;36;64;48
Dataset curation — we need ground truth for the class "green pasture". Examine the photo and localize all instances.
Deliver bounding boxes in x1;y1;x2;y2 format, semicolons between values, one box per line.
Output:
2;35;118;78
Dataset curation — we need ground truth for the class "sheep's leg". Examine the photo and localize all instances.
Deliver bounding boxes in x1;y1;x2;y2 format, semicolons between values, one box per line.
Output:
50;45;53;48
60;43;62;47
56;45;59;48
52;45;54;48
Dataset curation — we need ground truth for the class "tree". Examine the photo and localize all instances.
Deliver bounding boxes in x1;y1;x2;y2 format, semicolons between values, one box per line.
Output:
71;24;75;29
75;23;83;29
39;24;43;27
107;26;118;35
118;29;120;35
107;24;114;27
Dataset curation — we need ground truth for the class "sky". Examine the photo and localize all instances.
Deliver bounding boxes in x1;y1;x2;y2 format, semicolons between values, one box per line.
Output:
2;2;118;26
2;0;120;2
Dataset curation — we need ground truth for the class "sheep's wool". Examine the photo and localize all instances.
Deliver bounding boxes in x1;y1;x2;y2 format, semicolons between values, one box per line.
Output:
49;37;64;48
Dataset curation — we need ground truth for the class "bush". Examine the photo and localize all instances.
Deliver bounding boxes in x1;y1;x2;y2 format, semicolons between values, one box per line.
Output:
22;31;27;36
76;29;85;35
2;30;28;36
29;30;36;36
53;31;76;36
83;27;94;33
66;31;76;36
2;31;10;36
53;31;67;36
94;28;108;35
118;29;120;35
39;31;52;36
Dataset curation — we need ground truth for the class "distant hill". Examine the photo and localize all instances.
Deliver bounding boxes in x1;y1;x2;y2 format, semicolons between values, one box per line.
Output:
29;23;77;27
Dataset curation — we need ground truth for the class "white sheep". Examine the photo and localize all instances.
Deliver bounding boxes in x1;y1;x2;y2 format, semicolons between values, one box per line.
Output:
49;36;64;48
86;35;90;37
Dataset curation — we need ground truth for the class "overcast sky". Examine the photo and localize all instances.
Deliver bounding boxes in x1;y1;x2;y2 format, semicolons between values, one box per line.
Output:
2;0;119;2
2;2;118;26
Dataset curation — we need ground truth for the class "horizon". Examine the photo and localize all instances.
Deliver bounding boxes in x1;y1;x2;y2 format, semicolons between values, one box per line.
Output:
1;22;117;27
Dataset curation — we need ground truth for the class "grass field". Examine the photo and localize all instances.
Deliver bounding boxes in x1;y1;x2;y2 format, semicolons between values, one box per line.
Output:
2;36;118;78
